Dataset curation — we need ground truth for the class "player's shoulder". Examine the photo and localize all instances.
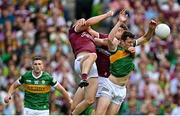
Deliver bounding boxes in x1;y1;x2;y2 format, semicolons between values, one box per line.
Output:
42;71;53;78
69;25;75;33
22;70;32;76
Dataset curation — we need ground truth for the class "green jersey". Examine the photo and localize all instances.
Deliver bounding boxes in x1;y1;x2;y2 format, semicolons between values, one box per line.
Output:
109;47;135;77
18;71;58;110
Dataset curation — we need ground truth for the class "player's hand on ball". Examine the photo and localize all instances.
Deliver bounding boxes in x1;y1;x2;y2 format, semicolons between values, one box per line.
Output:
128;47;135;53
149;20;157;29
4;95;11;103
106;10;114;17
119;8;128;23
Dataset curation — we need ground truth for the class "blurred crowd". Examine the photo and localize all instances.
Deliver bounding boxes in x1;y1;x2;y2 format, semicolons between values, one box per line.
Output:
0;0;180;115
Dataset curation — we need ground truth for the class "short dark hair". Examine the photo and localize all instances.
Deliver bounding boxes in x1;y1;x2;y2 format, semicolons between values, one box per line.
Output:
120;24;128;30
32;56;45;62
121;31;135;41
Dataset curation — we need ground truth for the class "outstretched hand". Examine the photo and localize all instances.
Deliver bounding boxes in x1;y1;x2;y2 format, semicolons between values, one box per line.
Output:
118;9;128;23
149;20;157;30
106;10;114;17
128;47;135;54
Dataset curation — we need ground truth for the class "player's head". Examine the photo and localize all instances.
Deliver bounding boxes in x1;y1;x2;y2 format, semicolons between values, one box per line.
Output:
120;31;135;49
32;56;44;73
115;24;128;40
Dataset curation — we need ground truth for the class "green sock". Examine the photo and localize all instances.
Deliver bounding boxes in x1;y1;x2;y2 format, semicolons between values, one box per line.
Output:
80;105;94;115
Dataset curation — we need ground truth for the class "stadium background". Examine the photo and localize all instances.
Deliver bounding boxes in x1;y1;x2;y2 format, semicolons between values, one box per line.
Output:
0;0;180;115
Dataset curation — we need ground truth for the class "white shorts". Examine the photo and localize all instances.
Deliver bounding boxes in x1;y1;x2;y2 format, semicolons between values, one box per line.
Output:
74;55;98;79
24;107;49;115
96;77;126;105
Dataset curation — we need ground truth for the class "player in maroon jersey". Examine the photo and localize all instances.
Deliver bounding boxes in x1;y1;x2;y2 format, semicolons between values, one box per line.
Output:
69;11;114;115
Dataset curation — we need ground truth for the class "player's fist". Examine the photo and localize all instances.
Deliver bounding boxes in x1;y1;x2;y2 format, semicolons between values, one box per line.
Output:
4;95;11;103
106;10;114;17
128;47;135;53
77;18;86;26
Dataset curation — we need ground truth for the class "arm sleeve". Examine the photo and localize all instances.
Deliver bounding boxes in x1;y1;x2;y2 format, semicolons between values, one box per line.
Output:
99;33;108;39
17;75;24;85
133;40;138;47
50;75;58;87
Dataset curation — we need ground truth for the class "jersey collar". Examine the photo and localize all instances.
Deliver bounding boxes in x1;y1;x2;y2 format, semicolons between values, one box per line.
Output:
32;71;43;79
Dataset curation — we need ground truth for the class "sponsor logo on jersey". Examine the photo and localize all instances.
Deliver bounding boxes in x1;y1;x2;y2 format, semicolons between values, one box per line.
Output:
24;84;50;93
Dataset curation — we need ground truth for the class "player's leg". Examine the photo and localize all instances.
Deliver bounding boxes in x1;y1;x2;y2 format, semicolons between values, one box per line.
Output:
94;77;113;114
80;53;97;80
72;62;98;114
106;103;121;115
72;77;97;114
71;87;84;112
106;82;127;115
72;56;87;112
95;96;111;114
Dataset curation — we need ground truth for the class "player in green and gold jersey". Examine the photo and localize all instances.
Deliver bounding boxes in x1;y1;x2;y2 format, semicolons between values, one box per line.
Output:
95;20;157;115
4;56;72;115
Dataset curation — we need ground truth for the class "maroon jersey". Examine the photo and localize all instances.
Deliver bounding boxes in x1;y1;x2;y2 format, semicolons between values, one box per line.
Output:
96;33;110;78
68;26;96;58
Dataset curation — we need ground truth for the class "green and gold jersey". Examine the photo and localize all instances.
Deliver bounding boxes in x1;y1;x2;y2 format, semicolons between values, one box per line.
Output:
17;71;58;110
109;47;135;77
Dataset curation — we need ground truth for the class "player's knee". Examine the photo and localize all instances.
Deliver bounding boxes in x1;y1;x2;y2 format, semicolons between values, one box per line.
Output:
85;97;95;105
89;53;97;60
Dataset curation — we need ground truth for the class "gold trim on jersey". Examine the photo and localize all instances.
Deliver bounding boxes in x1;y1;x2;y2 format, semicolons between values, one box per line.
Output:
24;84;50;93
110;50;129;63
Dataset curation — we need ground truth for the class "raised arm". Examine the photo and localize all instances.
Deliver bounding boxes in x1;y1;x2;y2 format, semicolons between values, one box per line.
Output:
107;35;120;52
4;80;21;103
108;9;128;40
135;20;157;46
75;11;114;32
94;37;109;46
86;10;114;27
